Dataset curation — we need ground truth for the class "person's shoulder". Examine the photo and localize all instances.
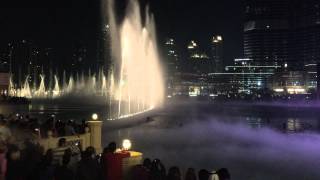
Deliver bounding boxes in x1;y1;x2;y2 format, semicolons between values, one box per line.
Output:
104;152;114;158
116;151;130;158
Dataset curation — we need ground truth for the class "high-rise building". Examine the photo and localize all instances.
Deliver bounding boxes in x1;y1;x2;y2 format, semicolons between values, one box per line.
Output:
244;0;290;67
164;38;179;76
187;40;211;74
292;0;320;68
164;38;180;96
211;35;223;73
244;0;320;71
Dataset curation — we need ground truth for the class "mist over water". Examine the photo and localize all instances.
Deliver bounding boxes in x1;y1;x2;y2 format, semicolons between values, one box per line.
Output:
104;101;320;180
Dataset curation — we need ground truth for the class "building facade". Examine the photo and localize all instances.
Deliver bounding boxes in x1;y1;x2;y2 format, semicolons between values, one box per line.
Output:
244;0;290;67
292;0;320;68
211;35;224;73
187;40;211;74
164;38;180;96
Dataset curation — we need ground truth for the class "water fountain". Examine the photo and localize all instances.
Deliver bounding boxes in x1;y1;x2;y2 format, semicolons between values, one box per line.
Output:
9;0;164;120
107;0;165;118
53;75;60;98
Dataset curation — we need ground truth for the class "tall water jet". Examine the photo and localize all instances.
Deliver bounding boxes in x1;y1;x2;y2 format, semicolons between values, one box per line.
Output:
8;76;15;96
66;76;74;93
91;76;97;93
101;73;107;96
53;75;60;98
35;75;46;97
107;0;165;118
22;77;32;98
62;71;67;92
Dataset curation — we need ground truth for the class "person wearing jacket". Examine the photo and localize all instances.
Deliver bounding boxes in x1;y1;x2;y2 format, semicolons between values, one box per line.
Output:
102;142;130;180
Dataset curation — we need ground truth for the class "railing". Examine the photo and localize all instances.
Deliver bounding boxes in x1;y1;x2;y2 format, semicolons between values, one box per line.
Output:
38;120;103;153
37;119;143;179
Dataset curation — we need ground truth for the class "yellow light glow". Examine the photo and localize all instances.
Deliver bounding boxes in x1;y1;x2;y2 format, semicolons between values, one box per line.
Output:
274;88;284;92
122;139;132;150
287;88;305;94
92;113;98;120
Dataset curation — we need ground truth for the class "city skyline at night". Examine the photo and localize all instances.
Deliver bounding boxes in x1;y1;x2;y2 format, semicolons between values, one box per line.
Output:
1;1;320;180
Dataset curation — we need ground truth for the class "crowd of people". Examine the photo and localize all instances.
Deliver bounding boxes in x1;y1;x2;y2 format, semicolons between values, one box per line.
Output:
0;96;30;105
0;114;230;180
0;138;231;180
0;113;87;140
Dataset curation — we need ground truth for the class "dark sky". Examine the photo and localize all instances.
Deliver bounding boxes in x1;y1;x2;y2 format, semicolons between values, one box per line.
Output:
0;0;244;65
149;0;244;64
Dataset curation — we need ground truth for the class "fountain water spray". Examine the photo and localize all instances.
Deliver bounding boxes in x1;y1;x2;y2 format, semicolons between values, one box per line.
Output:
9;0;164;120
107;0;165;119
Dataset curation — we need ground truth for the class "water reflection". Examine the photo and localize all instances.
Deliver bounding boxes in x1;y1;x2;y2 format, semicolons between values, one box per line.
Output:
244;116;317;134
286;118;302;133
246;117;263;129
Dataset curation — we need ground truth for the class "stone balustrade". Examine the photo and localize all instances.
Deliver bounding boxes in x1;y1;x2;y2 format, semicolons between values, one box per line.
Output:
38;120;103;153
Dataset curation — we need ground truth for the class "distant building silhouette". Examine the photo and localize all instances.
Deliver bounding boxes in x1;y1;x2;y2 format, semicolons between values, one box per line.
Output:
211;35;223;73
244;0;320;71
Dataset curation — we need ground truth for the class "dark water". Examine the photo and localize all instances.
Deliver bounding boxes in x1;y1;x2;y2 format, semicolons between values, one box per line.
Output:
4;99;320;180
105;100;320;180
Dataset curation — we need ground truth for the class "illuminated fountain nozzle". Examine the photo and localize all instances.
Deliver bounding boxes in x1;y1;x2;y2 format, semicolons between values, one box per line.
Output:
122;139;132;151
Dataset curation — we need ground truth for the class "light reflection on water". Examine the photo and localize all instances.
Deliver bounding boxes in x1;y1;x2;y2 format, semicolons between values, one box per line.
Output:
2;102;320;134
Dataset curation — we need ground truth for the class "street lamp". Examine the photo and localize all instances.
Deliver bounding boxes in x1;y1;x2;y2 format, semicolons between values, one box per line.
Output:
92;113;98;120
122;139;131;151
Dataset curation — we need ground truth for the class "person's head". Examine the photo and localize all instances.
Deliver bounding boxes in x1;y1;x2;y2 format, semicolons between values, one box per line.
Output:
58;138;67;147
168;166;181;180
151;159;163;171
216;168;230;180
185;168;196;180
108;142;117;153
85;146;96;158
198;169;209;180
67;120;74;125
143;158;152;169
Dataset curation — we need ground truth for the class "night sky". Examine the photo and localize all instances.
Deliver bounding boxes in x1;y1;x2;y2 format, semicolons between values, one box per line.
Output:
0;0;243;65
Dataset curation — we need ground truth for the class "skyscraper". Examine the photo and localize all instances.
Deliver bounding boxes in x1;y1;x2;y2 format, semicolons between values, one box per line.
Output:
292;0;320;67
244;0;320;70
164;38;179;76
164;38;179;96
211;35;223;73
244;0;290;67
187;40;210;74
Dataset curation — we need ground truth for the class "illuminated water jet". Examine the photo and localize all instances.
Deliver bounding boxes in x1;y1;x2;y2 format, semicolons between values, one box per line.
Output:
108;0;164;119
8;0;164;120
